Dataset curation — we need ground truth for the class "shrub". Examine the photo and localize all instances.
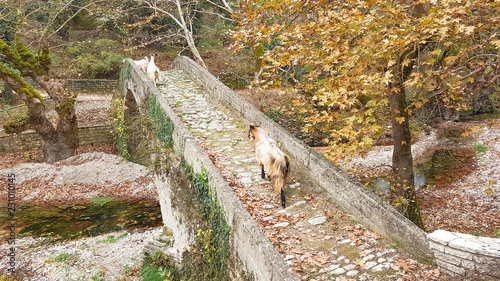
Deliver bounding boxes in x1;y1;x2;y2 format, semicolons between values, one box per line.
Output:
110;98;132;161
90;197;114;206
473;144;488;153
147;95;174;148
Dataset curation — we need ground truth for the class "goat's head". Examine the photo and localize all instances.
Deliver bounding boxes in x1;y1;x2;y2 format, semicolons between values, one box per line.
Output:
248;125;260;140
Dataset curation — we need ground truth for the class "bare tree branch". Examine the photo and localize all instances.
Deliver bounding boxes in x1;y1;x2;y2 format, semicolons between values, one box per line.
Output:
203;0;234;14
39;0;105;48
140;0;207;68
194;9;234;21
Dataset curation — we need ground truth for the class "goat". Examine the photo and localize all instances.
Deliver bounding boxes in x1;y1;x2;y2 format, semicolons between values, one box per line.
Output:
133;57;149;72
248;125;290;208
147;54;160;86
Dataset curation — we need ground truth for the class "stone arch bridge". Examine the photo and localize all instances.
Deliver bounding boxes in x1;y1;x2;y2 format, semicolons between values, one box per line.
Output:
120;56;499;281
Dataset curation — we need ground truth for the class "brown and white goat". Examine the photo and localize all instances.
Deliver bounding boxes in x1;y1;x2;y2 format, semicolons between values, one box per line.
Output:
248;125;290;208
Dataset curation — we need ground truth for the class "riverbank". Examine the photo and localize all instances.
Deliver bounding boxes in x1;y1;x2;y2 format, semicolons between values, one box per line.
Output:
0;145;162;280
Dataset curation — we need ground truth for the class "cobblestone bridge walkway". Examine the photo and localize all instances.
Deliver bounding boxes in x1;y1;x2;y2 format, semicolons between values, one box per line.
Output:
157;70;439;281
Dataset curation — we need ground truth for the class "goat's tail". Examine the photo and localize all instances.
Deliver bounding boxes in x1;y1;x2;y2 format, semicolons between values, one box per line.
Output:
273;155;290;208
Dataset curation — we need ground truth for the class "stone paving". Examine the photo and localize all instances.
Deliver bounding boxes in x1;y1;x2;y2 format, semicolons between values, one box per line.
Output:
157;70;436;280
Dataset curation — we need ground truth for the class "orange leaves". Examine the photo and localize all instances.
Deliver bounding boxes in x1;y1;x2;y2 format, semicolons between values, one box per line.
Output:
342;224;383;246
460;126;479;138
303;254;330;267
396;117;406;124
231;0;498;167
393;257;417;272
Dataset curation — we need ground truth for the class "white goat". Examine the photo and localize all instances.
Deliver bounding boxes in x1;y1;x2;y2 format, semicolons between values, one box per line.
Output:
133;57;149;72
147;54;160;86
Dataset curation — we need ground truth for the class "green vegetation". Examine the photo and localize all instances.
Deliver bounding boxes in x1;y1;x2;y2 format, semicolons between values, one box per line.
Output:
90;197;114;206
183;167;231;280
63;39;125;79
337;245;360;261
0;275;18;281
49;251;79;264
96;233;128;243
140;166;234;281
147;95;175;148
2;109;31;134
141;250;177;281
91;271;106;281
473;144;488;153
110;98;132;161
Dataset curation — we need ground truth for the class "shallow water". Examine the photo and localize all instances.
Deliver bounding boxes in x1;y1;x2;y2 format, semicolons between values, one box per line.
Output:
0;199;162;243
368;147;475;194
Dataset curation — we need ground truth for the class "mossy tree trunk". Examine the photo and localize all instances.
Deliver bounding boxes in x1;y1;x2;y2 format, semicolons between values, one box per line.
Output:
0;39;78;163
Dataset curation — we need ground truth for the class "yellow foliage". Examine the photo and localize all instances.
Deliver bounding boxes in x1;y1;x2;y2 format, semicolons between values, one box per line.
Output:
231;0;498;163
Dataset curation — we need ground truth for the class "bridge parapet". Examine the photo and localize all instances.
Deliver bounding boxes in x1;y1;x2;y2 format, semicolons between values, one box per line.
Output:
120;58;300;281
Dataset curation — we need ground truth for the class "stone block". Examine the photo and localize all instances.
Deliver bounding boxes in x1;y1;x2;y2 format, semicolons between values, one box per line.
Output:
460;258;475;271
429;241;445;252
435;259;466;276
444;245;474;260
428;230;458;245
434;251;463;266
477;236;500;258
449;238;485;255
475;254;500;277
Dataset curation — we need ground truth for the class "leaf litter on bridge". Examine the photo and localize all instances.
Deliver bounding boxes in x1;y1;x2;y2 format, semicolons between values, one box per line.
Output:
159;69;446;280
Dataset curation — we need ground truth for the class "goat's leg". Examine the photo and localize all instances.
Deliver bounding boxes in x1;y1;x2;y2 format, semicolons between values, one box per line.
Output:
259;164;266;179
280;189;286;208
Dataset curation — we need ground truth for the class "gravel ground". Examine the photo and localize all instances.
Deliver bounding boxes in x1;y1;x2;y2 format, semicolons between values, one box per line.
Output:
0;152;157;204
0;227;162;280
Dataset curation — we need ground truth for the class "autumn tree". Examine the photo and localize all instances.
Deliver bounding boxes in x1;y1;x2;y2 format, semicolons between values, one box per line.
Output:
0;1;94;163
231;0;499;228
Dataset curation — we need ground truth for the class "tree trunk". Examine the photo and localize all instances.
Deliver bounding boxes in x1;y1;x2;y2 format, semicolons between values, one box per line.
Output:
39;131;78;163
1;75;78;163
174;0;207;69
387;48;425;230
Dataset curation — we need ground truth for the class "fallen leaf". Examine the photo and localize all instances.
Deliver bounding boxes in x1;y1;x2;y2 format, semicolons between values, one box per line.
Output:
485;188;494;195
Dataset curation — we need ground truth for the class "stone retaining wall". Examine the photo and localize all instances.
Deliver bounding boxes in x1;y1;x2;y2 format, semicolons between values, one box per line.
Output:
170;55;433;261
0;125;114;153
428;230;500;280
2;79;118;95
64;79;119;94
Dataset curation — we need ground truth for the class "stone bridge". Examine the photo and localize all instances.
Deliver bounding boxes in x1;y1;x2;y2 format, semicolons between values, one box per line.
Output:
120;56;499;280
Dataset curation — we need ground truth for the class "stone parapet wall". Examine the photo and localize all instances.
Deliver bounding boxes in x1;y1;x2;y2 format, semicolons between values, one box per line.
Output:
428;230;500;280
0;125;114;153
